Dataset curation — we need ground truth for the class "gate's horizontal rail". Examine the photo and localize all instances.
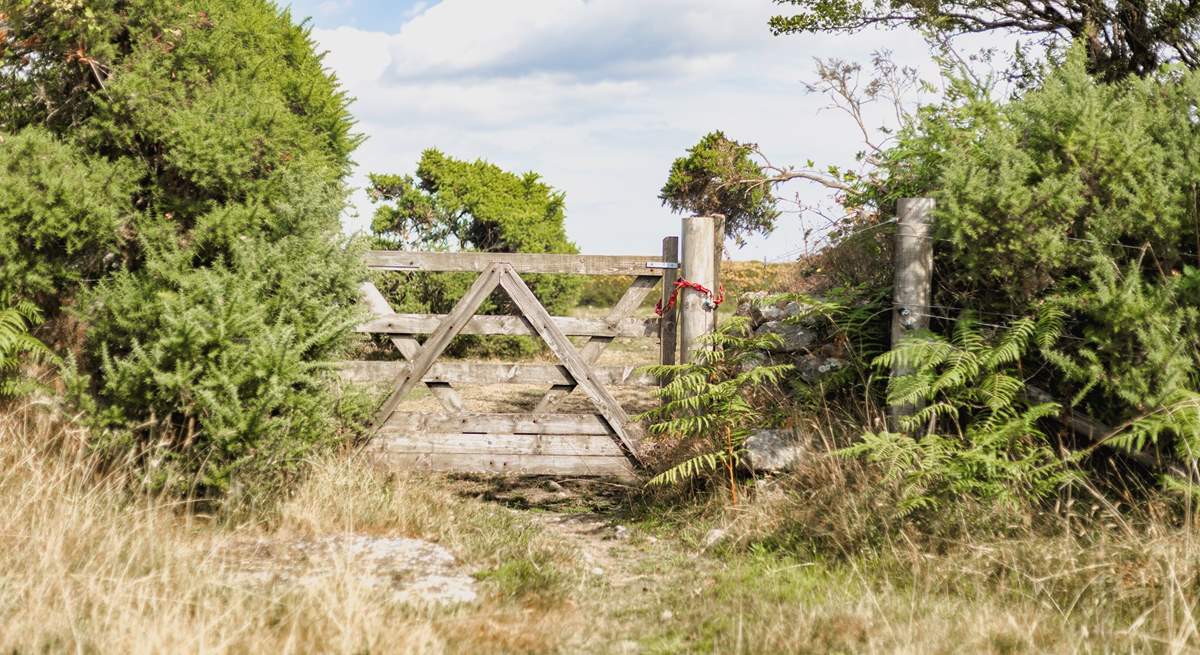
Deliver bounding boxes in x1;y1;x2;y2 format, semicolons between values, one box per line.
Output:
382;412;612;435
339;361;657;386
364;250;670;276
358;313;658;338
375;432;624;456
376;452;635;478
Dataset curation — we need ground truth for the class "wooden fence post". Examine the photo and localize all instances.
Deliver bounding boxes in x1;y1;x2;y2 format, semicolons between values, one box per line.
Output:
889;197;935;431
680;215;719;364
659;235;679;373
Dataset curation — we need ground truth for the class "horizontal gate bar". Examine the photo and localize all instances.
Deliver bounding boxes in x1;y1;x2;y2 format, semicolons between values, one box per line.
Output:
358;313;658;338
374;432;625;456
365;251;668;276
375;452;636;478
383;412;613;435
339;361;657;386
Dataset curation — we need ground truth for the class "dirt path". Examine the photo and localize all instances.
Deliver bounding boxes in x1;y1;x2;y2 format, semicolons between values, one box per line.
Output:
444;475;704;651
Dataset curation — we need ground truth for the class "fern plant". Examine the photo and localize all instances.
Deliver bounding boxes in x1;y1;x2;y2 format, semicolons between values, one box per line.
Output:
638;317;792;502
0;292;50;399
845;309;1076;514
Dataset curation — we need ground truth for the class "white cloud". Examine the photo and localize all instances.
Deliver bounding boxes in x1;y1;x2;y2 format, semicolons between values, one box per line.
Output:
312;0;979;260
380;0;769;82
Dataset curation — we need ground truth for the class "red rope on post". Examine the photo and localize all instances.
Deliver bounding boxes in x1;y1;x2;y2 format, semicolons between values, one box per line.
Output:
655;278;725;317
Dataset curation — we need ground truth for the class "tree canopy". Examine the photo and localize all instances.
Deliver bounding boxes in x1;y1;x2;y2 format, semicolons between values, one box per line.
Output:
369;149;580;322
660;131;779;247
770;0;1200;79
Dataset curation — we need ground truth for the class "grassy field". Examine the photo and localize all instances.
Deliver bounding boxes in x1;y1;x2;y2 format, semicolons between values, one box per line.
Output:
4;398;1200;654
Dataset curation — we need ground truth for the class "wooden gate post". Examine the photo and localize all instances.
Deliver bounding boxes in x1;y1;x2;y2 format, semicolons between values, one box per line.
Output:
680;215;720;364
659;235;679;371
889;197;935;431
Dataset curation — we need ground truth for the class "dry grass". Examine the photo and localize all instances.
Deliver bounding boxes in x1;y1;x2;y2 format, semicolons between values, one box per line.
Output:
5;398;1200;654
0;401;587;654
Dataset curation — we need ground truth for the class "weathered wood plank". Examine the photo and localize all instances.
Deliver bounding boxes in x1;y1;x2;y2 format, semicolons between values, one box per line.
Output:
533;275;660;413
359;282;465;413
375;451;636;478
498;265;644;461
358;313;658;338
660;236;679;372
373;432;625;456
383;412;612;435
370;265;503;428
339;361;657;386
365;250;668;276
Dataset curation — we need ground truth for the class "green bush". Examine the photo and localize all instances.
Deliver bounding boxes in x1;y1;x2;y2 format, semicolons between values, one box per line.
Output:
857;48;1200;470
0;128;137;305
1;1;364;496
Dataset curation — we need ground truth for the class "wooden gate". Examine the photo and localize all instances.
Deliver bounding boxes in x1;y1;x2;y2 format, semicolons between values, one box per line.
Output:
340;241;680;478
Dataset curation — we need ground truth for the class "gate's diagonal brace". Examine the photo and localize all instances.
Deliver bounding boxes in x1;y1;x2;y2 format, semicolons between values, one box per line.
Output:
370;264;504;429
532;275;659;413
497;264;644;462
359;282;465;413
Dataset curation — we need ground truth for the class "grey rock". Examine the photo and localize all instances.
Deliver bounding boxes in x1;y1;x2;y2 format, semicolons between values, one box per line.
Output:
745;429;805;473
751;303;788;326
795;355;846;384
221;534;478;606
739;351;769;374
754;321;815;352
702;528;727;549
736;291;770;322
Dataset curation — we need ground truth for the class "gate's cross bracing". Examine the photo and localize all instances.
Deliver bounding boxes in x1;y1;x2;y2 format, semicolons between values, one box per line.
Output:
356;257;673;474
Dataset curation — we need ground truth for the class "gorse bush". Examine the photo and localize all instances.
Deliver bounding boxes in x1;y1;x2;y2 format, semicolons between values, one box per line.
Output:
1;1;364;496
833;47;1200;479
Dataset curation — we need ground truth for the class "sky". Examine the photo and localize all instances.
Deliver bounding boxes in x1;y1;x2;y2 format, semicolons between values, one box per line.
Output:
284;0;951;261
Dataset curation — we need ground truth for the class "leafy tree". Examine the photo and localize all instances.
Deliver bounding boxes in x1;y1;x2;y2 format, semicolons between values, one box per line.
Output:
660;131;780;247
0;1;364;496
770;0;1200;79
369;149;581;319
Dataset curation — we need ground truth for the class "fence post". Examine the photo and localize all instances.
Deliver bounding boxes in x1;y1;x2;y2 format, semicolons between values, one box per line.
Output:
889;197;935;431
680;215;719;364
659;236;680;374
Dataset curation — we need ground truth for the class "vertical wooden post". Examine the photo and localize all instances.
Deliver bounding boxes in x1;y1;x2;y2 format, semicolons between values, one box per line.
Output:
889;197;935;431
680;215;719;364
659;235;679;373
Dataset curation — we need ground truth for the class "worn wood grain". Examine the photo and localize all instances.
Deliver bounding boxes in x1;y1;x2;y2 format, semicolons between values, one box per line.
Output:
498;265;643;461
659;236;679;373
370;265;503;428
373;432;625;456
358;313;658;338
340;360;657;387
533;274;660;412
374;451;636;478
383;412;612;435
359;281;465;413
365;250;668;276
